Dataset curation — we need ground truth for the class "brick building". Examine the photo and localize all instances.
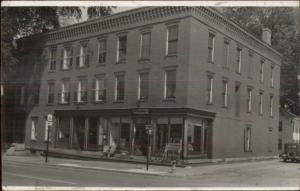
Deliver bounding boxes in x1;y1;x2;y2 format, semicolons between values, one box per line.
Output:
20;7;281;161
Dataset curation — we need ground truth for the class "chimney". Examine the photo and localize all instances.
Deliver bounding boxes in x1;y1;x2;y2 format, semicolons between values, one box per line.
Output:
262;28;272;45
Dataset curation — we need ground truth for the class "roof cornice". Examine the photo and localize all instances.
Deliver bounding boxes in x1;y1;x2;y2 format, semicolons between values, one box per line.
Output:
21;6;281;59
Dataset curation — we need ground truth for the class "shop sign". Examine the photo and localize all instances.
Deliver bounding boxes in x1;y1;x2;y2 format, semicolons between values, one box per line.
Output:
133;108;150;115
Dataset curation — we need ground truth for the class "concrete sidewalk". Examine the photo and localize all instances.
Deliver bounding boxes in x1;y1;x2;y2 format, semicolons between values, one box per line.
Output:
2;154;280;177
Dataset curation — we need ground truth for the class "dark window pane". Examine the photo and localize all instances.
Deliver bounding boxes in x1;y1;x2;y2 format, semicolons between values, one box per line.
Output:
166;70;176;99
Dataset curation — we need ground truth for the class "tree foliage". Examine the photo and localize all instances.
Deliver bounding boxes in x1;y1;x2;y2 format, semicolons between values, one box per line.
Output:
223;7;300;105
1;6;114;81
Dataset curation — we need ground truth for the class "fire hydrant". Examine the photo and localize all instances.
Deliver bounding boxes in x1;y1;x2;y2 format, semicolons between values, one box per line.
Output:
170;160;176;173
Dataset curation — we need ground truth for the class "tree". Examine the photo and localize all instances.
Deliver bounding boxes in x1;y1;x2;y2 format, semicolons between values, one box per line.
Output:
222;7;300;107
1;6;115;82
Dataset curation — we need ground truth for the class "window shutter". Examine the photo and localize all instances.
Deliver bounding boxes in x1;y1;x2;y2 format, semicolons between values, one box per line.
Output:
60;49;64;70
70;47;73;67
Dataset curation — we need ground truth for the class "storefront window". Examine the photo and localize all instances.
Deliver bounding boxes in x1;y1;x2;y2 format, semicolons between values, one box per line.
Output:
109;117;131;153
187;125;202;154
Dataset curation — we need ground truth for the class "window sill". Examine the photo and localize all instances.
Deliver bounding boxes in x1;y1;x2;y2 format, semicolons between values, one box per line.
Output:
206;102;213;105
138;99;148;103
58;102;70;105
46;103;54;106
30;139;37;142
74;101;87;105
96;63;106;67
113;100;124;104
269;115;274;118
48;70;56;73
76;65;89;69
138;58;150;64
61;68;72;71
222;105;228;109
244;150;253;153
93;100;106;104
259;113;263;117
165;53;177;58
208;61;215;64
162;98;176;102
247;111;252;114
236;71;241;75
116;61;126;64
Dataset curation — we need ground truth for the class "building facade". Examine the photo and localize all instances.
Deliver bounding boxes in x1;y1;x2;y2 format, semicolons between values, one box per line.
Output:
21;7;281;160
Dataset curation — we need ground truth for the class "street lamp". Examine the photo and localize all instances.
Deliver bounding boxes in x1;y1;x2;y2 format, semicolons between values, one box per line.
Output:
145;124;153;171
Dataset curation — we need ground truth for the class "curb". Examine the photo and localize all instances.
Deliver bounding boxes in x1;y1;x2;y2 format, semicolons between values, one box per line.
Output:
3;158;183;177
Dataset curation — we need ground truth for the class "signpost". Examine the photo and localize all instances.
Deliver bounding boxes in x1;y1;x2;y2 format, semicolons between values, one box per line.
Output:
145;124;152;171
45;114;53;163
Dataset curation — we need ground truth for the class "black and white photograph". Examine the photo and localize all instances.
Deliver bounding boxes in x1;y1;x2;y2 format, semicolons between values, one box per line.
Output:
1;1;300;191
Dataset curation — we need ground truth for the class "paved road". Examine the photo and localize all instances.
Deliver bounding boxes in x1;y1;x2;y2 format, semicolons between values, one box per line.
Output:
2;159;300;187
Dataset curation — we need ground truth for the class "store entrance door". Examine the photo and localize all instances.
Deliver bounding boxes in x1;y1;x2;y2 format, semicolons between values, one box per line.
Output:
133;117;150;156
73;117;85;150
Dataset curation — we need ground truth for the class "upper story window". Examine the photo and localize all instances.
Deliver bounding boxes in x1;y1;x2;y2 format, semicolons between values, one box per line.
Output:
49;49;57;71
166;25;178;55
140;32;151;59
235;83;241;116
269;95;274;117
93;75;106;102
76;78;88;103
207;73;214;104
59;79;70;104
248;51;254;78
77;43;89;68
279;121;283;132
33;83;40;105
47;81;55;105
138;71;149;101
259;91;264;115
164;70;176;99
62;47;73;70
270;65;274;88
260;59;264;83
117;35;127;64
115;73;125;101
236;47;242;73
223;39;230;68
98;39;107;64
247;87;252;113
222;79;228;107
208;33;215;63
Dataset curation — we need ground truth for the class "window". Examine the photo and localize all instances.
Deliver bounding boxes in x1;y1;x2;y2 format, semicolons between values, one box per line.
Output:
222;79;228;107
98;39;107;64
140;33;151;59
259;91;264;115
164;70;176;99
248;52;253;78
76;79;88;103
33;83;40;105
244;126;252;152
49;49;57;71
270;65;274;87
77;43;89;68
207;74;214;104
247;88;252;113
47;82;55;104
236;47;242;73
278;139;282;150
20;86;25;105
138;72;149;101
235;83;241;116
31;117;38;140
115;74;125;101
279;121;282;132
117;36;127;63
223;40;230;68
166;25;178;55
62;47;72;70
269;95;274;117
260;59;264;83
208;33;215;63
93;76;106;102
59;79;70;104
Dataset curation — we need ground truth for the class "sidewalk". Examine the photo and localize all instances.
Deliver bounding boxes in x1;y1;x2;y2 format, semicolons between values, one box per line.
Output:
2;154;280;177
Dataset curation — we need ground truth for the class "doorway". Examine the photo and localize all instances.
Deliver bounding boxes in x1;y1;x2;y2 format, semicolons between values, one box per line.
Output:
73;117;85;150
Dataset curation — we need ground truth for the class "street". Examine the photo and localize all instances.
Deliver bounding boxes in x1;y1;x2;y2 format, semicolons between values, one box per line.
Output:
2;157;300;188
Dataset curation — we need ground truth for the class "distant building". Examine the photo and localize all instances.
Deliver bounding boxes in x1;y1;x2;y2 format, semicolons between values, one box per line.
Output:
278;105;300;152
17;7;281;161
